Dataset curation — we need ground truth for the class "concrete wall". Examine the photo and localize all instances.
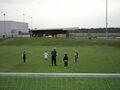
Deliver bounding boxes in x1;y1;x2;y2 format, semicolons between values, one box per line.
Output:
69;32;120;37
0;21;28;37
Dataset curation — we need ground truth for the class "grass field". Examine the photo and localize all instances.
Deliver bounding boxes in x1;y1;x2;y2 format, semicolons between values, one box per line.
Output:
0;37;120;90
0;37;120;73
0;76;120;90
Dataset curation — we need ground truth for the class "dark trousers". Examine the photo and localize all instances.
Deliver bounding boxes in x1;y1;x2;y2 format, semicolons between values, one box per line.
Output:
52;56;56;66
64;62;68;67
23;57;26;63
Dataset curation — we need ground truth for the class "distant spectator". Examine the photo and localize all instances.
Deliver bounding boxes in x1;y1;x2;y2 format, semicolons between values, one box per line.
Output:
89;36;91;40
63;54;69;67
51;48;57;66
43;51;48;60
23;51;26;63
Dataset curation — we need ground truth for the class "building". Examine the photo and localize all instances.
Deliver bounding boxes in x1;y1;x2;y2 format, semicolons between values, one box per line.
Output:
29;27;79;38
0;21;28;37
30;27;120;38
70;28;120;37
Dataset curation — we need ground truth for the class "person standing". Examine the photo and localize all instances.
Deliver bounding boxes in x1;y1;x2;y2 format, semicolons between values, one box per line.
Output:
43;51;48;60
23;51;26;63
51;48;57;66
74;50;79;64
63;54;69;67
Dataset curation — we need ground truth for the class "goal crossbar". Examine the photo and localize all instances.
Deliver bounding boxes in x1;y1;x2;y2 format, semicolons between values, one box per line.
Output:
0;73;120;78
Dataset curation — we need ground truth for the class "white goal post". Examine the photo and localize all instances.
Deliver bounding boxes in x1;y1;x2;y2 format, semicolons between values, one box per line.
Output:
0;73;120;77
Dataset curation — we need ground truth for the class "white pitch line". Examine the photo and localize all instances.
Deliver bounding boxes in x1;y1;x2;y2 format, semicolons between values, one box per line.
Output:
0;73;120;77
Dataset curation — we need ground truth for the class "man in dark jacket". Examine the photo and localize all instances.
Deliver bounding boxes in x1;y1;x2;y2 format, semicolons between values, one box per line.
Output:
51;48;57;66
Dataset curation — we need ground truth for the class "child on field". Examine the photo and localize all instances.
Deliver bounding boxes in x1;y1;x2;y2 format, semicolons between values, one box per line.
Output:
43;51;48;60
74;50;79;64
23;51;26;63
63;54;69;67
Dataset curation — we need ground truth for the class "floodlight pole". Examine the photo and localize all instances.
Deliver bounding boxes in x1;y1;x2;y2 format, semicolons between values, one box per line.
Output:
106;0;108;39
23;13;25;23
31;17;32;30
23;13;25;31
3;13;6;38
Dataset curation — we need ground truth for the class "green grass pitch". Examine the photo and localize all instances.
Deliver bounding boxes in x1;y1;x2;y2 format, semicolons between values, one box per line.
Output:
0;37;120;73
0;76;120;90
0;37;120;90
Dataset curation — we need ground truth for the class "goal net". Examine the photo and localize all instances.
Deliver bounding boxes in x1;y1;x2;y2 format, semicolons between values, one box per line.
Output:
0;73;120;90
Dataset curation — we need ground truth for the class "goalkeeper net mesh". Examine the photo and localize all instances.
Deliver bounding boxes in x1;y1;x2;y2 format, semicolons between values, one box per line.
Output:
0;73;120;90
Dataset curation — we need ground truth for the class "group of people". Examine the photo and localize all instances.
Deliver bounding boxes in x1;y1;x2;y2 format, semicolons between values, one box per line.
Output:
43;48;79;67
23;48;79;67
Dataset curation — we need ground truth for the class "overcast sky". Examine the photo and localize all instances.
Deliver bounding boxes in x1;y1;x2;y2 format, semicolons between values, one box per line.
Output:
0;0;120;29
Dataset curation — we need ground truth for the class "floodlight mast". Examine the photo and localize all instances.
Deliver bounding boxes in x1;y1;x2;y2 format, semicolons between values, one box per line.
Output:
106;0;108;39
23;13;25;23
31;17;33;30
3;13;6;38
23;13;25;31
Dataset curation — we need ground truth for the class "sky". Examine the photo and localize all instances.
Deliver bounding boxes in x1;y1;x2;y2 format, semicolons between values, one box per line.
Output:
0;0;120;29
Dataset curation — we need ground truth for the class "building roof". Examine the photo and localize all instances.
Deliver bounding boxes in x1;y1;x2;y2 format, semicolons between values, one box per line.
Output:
30;27;79;31
0;20;28;24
